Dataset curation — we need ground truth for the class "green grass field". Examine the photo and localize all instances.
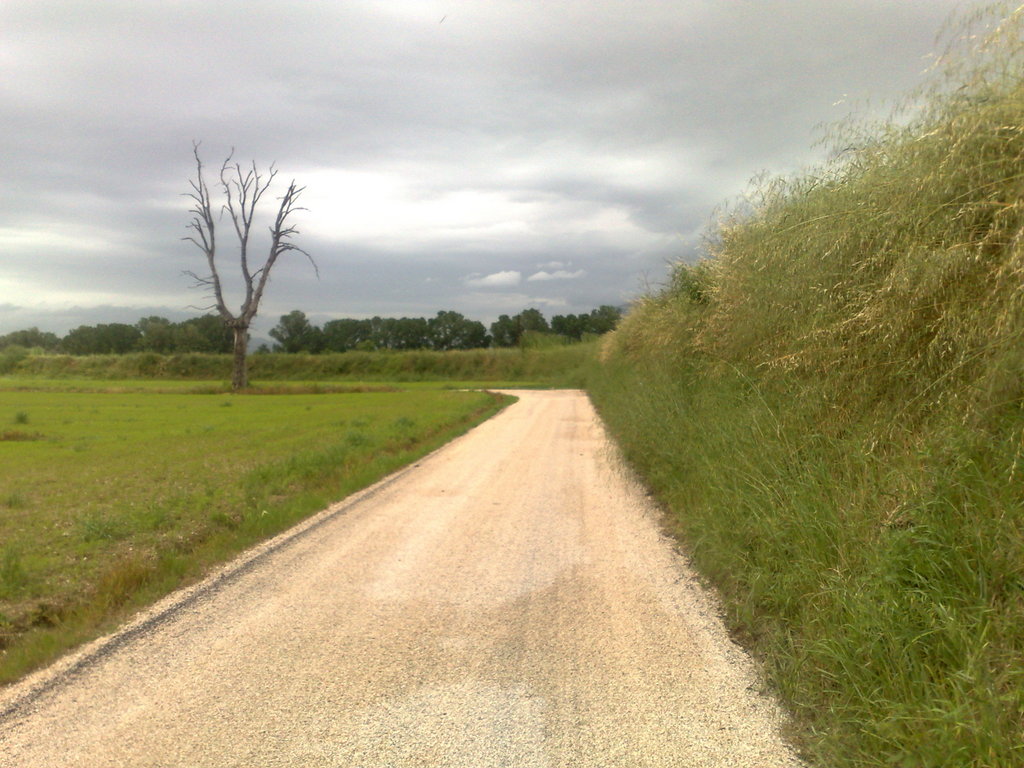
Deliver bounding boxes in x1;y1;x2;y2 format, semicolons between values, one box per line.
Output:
0;381;510;683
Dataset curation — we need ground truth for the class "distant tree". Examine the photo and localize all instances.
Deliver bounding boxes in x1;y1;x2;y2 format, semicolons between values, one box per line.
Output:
0;327;60;351
427;311;460;350
183;143;314;389
322;318;373;352
490;314;519;347
585;305;622;335
61;323;141;354
428;310;488;350
269;310;323;353
136;316;178;354
489;308;549;347
551;313;587;341
101;323;143;353
517;308;550;335
547;306;622;341
389;317;431;350
177;314;234;353
61;326;98;355
368;316;389;349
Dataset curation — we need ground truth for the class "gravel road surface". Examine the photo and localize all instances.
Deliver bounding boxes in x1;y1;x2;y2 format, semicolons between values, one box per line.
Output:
0;389;803;767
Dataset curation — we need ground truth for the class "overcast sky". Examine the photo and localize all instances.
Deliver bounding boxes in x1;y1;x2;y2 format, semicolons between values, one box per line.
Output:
2;0;972;336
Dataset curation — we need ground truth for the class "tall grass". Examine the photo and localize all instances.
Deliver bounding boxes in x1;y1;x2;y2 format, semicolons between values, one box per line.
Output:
590;4;1024;765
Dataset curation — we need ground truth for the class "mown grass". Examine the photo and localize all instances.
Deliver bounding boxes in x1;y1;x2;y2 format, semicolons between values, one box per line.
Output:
590;4;1024;766
0;385;510;684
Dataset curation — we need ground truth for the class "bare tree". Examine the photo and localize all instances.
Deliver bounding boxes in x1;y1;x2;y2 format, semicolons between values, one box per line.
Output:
184;143;315;390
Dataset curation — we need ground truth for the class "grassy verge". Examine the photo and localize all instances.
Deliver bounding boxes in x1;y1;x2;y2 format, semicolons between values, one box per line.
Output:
590;357;1024;766
590;5;1024;766
0;385;511;684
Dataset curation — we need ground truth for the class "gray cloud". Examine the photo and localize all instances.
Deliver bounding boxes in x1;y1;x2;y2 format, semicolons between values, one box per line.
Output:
0;0;968;334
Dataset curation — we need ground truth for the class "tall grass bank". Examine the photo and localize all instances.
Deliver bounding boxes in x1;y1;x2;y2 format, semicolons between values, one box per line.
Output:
590;6;1024;766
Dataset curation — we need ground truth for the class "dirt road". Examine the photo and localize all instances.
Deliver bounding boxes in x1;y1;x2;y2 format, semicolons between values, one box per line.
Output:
0;390;803;767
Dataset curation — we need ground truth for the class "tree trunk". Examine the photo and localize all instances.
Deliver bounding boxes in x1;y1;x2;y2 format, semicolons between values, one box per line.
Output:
231;325;249;390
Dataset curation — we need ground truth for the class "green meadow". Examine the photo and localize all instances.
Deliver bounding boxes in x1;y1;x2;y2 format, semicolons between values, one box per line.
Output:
0;381;510;683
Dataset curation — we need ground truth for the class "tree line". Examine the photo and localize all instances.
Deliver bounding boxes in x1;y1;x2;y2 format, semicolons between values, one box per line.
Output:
266;305;621;352
0;315;233;355
0;306;621;356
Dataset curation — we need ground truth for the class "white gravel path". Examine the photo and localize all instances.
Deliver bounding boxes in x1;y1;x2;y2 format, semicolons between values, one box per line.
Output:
0;389;805;767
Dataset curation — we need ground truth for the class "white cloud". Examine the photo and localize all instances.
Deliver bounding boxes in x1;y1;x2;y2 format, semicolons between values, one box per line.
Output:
527;269;586;282
464;270;522;288
301;172;542;248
